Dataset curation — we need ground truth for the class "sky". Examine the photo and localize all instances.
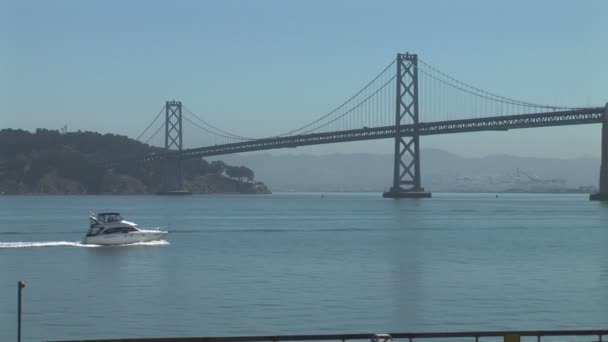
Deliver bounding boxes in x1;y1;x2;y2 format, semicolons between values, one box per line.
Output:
1;0;607;158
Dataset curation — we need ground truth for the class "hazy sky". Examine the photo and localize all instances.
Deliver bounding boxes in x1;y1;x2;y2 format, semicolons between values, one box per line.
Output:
2;0;606;158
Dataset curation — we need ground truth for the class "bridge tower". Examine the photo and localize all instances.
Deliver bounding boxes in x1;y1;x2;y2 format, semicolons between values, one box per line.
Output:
383;53;431;198
157;100;191;195
590;103;608;201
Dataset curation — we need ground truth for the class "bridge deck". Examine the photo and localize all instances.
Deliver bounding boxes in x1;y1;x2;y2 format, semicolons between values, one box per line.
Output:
138;107;604;161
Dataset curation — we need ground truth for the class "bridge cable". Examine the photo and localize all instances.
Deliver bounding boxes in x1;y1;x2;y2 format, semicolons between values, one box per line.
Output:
182;106;254;140
182;115;250;141
417;58;578;110
135;105;166;142
415;66;567;111
143;121;165;145
298;74;397;135
274;58;397;137
180;57;397;141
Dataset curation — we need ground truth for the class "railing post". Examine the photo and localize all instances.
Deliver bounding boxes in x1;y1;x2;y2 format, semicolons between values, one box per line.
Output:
504;333;520;342
17;280;25;342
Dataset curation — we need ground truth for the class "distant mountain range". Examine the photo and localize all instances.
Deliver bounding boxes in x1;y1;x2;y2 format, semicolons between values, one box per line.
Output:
213;149;600;192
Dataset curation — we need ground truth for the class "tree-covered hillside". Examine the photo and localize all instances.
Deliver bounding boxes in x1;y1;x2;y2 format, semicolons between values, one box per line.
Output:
0;129;270;194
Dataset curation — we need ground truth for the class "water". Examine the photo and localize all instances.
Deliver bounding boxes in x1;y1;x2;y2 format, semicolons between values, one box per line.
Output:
0;193;607;342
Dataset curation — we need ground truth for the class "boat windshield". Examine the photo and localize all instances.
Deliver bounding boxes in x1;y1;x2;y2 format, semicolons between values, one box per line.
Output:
90;217;99;227
98;214;123;223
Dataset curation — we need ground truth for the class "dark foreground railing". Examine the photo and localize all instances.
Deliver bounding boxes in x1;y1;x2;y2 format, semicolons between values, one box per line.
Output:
45;329;608;342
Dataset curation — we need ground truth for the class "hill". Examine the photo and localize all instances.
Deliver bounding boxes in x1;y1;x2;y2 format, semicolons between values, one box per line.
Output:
0;129;270;195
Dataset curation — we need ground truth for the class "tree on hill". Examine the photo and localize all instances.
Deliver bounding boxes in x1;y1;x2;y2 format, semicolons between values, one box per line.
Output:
209;160;227;174
225;165;254;183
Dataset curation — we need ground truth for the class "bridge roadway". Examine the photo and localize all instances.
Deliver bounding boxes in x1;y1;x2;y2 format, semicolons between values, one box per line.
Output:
142;107;605;161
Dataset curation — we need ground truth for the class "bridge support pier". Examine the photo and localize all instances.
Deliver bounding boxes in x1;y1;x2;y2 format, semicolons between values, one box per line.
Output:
590;103;608;201
157;100;192;196
383;53;431;199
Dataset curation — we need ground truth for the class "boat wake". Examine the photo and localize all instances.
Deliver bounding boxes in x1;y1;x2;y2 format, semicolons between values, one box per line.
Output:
0;240;170;248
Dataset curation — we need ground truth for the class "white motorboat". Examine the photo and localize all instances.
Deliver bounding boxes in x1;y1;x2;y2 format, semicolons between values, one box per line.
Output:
83;212;168;245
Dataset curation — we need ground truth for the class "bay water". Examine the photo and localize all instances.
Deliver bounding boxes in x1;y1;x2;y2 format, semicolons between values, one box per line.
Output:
1;193;607;341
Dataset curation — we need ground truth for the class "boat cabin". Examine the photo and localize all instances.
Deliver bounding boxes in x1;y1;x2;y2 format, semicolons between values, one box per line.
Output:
87;212;135;237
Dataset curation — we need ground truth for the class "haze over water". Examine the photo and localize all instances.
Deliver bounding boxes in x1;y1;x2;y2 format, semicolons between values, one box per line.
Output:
1;193;607;341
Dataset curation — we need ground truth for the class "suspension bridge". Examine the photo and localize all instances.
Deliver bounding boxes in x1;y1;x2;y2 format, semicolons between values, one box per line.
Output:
130;53;608;200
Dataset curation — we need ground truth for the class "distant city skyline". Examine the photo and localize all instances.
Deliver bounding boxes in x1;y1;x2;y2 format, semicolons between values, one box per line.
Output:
2;0;607;158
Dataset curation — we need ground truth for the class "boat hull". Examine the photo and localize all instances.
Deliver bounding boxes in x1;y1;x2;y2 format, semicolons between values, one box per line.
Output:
82;230;168;245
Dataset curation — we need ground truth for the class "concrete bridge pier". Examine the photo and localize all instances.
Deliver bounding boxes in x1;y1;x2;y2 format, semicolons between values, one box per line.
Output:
590;103;608;201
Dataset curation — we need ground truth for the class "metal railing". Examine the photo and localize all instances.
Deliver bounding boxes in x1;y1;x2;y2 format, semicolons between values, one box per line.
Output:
45;329;608;342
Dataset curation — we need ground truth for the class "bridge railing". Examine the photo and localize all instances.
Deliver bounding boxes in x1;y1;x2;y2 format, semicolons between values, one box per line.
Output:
45;329;608;342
